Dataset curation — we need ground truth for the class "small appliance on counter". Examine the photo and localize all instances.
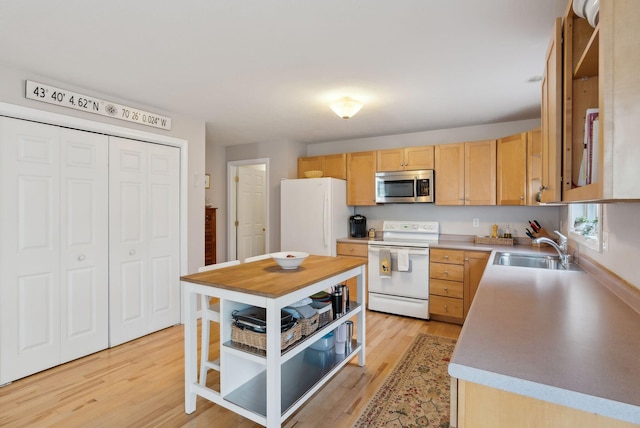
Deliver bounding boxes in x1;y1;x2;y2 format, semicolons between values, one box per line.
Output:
349;214;367;237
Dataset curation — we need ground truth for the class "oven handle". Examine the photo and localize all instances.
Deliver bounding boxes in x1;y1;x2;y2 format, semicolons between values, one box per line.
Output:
368;246;429;256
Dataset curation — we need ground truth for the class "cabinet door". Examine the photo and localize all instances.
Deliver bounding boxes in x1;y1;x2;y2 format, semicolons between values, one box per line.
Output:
497;133;527;205
0;118;61;383
322;153;347;179
463;251;490;319
527;128;543;206
376;148;404;171
297;156;322;178
465;140;496;205
59;129;109;363
540;18;563;203
435;143;465;205
404;146;434;170
347;151;377;206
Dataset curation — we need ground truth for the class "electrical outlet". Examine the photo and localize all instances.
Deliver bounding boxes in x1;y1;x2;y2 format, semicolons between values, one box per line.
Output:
472;218;480;227
602;232;609;251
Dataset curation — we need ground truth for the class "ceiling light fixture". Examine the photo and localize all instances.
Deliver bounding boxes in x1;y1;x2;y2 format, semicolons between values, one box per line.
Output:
330;97;363;119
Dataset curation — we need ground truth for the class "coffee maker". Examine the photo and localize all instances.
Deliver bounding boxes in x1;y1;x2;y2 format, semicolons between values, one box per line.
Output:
349;215;367;238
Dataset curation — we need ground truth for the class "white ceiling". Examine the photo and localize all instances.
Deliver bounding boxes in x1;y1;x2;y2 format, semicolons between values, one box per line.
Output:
0;0;567;146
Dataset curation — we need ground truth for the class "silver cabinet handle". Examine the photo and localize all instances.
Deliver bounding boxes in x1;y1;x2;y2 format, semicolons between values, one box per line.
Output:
78;255;86;261
129;249;136;255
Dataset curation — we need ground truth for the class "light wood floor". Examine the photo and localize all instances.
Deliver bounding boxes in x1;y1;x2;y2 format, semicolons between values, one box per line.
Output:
0;310;461;427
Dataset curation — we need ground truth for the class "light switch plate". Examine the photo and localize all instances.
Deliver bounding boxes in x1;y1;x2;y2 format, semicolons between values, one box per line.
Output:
472;218;480;227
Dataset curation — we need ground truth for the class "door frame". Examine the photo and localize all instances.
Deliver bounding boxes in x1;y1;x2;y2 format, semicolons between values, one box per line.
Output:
227;158;270;261
0;101;189;281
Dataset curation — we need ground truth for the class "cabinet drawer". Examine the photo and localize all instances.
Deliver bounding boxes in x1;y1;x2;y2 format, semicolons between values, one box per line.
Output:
337;242;368;258
430;262;464;282
430;295;463;318
430;248;464;264
430;279;463;298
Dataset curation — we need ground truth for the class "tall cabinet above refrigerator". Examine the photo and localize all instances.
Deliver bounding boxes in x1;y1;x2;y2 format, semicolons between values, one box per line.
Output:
280;178;352;256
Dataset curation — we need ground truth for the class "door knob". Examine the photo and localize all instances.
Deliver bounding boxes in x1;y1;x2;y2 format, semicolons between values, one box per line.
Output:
78;255;86;261
129;249;136;255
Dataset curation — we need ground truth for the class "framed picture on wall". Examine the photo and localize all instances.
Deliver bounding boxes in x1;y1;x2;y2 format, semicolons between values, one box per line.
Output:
205;174;211;189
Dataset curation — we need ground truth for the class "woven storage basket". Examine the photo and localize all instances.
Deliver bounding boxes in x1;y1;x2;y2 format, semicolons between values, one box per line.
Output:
231;323;302;351
315;304;332;327
474;236;514;246
299;312;320;336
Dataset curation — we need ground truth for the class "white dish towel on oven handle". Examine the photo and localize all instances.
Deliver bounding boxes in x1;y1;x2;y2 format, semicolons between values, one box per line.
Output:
397;249;410;272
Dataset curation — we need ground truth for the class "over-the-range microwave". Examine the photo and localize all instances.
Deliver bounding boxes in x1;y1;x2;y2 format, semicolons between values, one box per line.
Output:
375;170;434;203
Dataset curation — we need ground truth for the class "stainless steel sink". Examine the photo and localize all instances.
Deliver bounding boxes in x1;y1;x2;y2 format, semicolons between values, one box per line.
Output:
493;252;582;271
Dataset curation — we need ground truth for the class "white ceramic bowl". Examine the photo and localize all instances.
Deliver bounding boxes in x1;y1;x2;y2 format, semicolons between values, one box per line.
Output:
271;251;309;269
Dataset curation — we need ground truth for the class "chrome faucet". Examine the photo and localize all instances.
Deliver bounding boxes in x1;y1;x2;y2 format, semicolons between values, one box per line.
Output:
533;230;570;268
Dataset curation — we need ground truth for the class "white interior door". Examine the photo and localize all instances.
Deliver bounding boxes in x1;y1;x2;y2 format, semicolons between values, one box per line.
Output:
0;118;62;383
109;137;180;346
59;128;109;362
237;165;266;261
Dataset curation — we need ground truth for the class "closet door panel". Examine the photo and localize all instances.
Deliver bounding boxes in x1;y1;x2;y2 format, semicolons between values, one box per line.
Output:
0;118;61;383
59;129;109;362
147;144;180;330
109;137;149;346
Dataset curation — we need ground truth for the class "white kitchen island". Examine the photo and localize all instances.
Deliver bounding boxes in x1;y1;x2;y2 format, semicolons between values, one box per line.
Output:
181;255;366;427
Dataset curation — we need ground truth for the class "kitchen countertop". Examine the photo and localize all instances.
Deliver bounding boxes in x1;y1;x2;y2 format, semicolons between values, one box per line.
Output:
446;245;640;425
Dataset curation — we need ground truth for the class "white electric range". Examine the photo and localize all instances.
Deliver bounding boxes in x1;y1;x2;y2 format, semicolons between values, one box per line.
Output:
367;220;439;319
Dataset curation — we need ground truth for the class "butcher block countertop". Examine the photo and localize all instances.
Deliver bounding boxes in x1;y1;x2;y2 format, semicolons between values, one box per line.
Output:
181;255;364;298
441;242;640;425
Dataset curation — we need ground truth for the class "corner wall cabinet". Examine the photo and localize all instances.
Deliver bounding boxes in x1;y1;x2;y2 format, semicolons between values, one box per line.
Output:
181;256;366;428
544;0;640;202
0;116;181;384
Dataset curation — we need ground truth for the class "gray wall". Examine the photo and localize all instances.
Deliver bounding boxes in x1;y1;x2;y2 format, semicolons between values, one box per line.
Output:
0;65;207;273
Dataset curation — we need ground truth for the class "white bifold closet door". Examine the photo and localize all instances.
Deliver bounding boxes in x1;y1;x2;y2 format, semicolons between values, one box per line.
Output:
108;137;180;346
0;117;109;384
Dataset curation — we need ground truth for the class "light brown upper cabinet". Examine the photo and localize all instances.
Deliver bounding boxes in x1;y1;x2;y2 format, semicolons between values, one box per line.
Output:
347;151;377;206
435;140;496;205
497;132;528;205
540;18;563;204
376;146;434;172
297;154;347;179
558;1;640;202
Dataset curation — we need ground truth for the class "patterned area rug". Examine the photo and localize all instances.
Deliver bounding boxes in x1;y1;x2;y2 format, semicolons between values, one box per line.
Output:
354;334;457;428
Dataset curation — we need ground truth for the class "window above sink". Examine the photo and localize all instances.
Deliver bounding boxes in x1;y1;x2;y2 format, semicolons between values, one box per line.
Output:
568;203;602;252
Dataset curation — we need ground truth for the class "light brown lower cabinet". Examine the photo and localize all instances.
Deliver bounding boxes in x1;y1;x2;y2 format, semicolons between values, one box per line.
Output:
456;380;637;428
336;241;368;303
429;249;489;324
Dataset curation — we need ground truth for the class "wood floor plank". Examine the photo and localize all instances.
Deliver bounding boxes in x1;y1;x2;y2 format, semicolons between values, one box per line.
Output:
0;310;460;427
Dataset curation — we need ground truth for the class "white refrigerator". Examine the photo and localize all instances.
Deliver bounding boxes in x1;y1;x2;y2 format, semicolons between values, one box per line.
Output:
280;178;353;256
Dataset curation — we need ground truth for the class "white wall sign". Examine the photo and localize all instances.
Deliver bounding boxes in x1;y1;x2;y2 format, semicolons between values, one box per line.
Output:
25;80;172;130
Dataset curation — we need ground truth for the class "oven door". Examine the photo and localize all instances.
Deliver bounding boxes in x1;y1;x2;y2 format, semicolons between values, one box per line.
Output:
367;245;429;299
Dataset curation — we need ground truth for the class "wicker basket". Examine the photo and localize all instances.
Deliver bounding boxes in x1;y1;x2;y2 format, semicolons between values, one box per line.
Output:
474;236;514;246
299;312;320;336
231;323;302;351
